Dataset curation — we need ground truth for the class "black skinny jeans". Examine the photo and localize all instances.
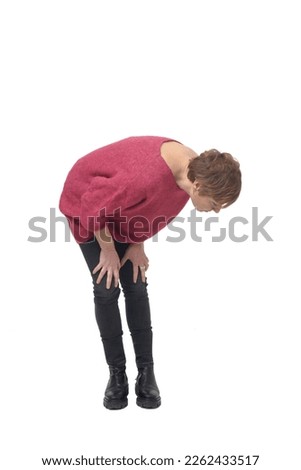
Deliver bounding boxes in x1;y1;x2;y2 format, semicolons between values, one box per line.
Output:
79;238;153;368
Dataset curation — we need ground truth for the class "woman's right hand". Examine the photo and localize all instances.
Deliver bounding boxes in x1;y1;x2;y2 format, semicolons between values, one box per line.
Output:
92;246;121;289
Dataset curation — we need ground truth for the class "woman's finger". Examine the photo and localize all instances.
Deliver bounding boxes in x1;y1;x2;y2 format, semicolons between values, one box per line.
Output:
114;269;120;288
120;255;128;268
106;269;113;289
140;265;146;283
133;265;139;283
96;266;105;284
92;263;101;275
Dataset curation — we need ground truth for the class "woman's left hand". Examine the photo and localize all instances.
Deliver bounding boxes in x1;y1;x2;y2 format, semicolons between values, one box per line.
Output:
120;243;149;283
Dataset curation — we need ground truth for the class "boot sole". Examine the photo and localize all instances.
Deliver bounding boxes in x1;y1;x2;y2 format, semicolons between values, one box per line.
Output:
136;396;161;409
103;397;128;410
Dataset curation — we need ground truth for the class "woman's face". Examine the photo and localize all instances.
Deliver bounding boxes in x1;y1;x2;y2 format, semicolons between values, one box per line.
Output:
190;182;221;213
191;193;221;213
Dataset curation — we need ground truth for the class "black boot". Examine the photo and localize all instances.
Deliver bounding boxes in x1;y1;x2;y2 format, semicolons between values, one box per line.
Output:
135;365;161;409
103;366;128;410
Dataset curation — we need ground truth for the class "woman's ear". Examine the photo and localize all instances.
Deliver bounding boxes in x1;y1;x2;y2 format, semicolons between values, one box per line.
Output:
193;180;201;193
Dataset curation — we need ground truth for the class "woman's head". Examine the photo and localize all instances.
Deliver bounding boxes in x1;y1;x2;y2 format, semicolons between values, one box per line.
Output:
187;149;241;212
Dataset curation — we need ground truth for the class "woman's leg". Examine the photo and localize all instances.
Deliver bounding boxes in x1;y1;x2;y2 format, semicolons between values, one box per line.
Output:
79;237;130;409
119;258;153;367
79;238;129;367
119;255;161;408
79;237;160;408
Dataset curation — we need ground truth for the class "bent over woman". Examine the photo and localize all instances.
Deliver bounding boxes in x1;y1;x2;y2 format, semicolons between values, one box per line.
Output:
59;136;241;410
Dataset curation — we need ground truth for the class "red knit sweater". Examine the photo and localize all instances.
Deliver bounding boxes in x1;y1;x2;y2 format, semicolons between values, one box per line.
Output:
59;136;190;243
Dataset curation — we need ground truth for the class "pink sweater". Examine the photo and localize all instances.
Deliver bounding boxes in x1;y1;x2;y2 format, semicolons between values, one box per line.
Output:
59;136;190;243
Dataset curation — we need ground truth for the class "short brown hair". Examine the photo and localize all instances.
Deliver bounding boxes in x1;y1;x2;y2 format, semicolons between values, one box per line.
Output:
187;149;241;207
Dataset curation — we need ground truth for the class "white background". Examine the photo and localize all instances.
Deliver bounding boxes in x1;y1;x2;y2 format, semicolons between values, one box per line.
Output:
1;0;300;469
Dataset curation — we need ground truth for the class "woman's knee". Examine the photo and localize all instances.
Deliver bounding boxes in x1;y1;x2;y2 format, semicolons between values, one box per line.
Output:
121;277;149;297
93;277;121;301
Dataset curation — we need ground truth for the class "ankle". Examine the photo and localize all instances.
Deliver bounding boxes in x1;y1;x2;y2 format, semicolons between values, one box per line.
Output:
137;362;154;371
109;365;126;373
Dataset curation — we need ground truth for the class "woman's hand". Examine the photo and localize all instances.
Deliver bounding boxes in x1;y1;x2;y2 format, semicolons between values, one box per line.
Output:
92;246;121;289
120;243;149;283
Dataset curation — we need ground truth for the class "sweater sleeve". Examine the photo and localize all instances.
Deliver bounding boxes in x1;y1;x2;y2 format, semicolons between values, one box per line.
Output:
79;176;144;233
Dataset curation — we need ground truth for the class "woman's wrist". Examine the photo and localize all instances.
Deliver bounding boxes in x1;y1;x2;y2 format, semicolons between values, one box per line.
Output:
94;226;115;251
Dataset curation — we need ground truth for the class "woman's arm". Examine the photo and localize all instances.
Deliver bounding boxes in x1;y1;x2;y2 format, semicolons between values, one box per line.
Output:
93;227;149;286
92;225;120;289
94;225;115;249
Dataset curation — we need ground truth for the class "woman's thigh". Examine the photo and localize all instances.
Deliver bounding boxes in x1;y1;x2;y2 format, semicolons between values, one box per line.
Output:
79;238;129;268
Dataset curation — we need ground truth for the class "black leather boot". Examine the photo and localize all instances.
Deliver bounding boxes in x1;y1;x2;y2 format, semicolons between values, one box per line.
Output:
103;366;128;410
135;365;161;409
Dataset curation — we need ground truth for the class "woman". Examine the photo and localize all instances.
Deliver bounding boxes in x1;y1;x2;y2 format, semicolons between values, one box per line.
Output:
59;136;241;410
